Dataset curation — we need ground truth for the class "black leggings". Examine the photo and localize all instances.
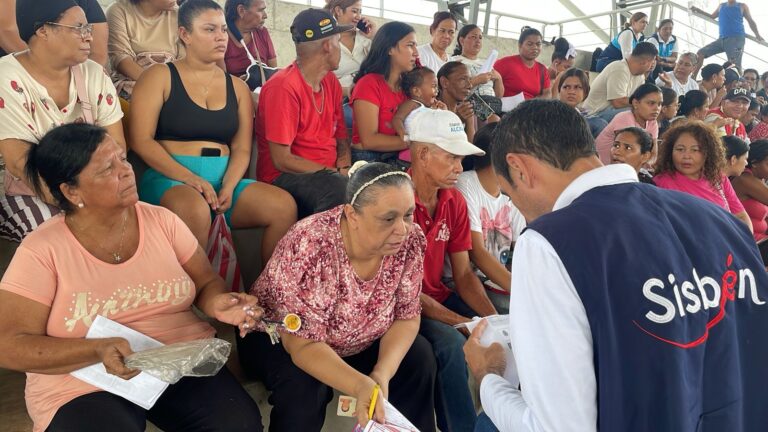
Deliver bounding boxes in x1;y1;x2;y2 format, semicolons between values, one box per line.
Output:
237;331;437;432
272;170;347;219
46;367;262;432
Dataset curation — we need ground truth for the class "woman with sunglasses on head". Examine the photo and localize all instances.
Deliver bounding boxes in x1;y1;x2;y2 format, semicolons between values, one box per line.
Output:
0;0;125;243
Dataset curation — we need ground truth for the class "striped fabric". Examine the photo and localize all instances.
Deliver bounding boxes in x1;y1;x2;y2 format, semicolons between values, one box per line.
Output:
0;194;60;242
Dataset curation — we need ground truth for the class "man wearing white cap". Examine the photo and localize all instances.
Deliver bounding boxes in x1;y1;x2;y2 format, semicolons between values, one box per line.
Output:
407;108;497;432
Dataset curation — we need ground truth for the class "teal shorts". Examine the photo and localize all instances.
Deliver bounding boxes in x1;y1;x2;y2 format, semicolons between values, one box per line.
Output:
139;155;256;226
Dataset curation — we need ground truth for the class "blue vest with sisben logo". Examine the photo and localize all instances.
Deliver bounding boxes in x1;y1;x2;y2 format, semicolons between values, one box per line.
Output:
648;33;677;58
528;182;768;431
599;28;642;63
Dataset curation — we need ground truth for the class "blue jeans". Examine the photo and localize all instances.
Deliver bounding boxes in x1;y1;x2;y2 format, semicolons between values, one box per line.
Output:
593;105;630;124
420;293;478;432
350;148;399;164
585;115;609;139
699;35;746;72
343;102;354;130
474;412;499;432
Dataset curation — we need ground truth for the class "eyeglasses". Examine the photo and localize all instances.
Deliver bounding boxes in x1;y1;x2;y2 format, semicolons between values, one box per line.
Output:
45;22;93;40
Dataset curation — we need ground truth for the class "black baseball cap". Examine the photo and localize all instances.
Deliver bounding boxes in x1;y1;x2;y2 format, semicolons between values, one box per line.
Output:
724;87;751;103
290;8;354;43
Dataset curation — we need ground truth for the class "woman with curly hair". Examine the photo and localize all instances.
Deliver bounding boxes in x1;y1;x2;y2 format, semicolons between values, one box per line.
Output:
654;121;752;231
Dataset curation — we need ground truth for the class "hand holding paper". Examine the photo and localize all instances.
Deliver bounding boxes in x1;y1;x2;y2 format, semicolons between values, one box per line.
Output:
71;316;168;410
460;315;519;387
353;399;420;432
355;376;386;427
480;49;499;74
463;320;507;381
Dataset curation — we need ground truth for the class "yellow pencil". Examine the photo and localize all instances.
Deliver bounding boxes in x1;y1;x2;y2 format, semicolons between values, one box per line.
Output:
367;384;380;420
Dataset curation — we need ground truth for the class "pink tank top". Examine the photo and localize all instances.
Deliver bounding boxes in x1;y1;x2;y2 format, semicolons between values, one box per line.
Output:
740;169;768;241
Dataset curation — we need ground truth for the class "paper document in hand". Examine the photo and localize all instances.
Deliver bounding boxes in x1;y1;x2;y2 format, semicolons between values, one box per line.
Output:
352;399;419;432
71;315;169;410
501;93;525;112
458;315;519;387
480;49;499;74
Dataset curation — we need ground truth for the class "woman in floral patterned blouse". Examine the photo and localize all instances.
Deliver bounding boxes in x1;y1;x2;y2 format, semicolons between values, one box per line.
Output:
238;162;437;431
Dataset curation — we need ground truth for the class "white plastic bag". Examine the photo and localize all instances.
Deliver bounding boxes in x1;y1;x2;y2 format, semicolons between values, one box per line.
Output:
125;339;231;384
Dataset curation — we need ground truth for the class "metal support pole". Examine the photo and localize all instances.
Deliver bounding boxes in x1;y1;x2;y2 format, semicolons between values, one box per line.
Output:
482;0;492;35
468;0;481;26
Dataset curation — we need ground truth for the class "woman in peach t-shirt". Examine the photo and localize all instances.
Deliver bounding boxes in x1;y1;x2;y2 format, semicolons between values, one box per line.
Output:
0;124;263;432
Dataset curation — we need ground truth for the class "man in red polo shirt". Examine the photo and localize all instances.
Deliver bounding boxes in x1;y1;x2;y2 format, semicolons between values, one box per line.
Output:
255;8;353;218
407;108;497;432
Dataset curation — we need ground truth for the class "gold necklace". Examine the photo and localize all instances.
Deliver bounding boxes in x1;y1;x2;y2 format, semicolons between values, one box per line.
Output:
187;62;217;96
312;82;325;114
68;211;129;263
296;61;325;114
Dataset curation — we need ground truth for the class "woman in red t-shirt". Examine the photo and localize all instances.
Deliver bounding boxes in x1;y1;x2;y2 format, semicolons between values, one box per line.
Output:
493;27;550;99
350;21;419;164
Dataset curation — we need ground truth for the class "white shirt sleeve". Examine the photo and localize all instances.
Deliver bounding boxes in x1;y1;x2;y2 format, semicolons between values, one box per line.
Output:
456;175;483;233
618;30;636;59
480;229;597;432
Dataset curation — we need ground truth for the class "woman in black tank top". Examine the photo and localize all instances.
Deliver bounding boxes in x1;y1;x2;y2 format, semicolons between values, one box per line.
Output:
128;0;296;264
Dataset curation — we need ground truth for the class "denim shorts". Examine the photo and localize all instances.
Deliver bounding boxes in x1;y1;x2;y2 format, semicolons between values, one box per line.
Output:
139;155;255;226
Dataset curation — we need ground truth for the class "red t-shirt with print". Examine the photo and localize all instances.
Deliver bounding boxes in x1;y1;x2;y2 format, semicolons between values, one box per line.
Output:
349;73;407;144
494;55;550;99
255;62;346;183
413;188;472;303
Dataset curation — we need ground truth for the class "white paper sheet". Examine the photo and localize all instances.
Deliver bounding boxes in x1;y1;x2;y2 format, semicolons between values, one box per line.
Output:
457;315;520;387
480;49;499;74
501;93;526;112
71;316;168;410
353;399;420;432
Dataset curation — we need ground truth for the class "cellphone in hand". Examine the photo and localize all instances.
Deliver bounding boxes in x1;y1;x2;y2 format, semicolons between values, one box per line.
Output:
356;19;370;34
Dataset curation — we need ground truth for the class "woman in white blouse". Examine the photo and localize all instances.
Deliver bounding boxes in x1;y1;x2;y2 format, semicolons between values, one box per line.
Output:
327;0;377;97
449;24;503;98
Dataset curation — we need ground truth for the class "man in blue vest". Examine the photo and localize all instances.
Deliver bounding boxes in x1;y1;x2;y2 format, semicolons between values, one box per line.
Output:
691;0;763;76
464;99;768;432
